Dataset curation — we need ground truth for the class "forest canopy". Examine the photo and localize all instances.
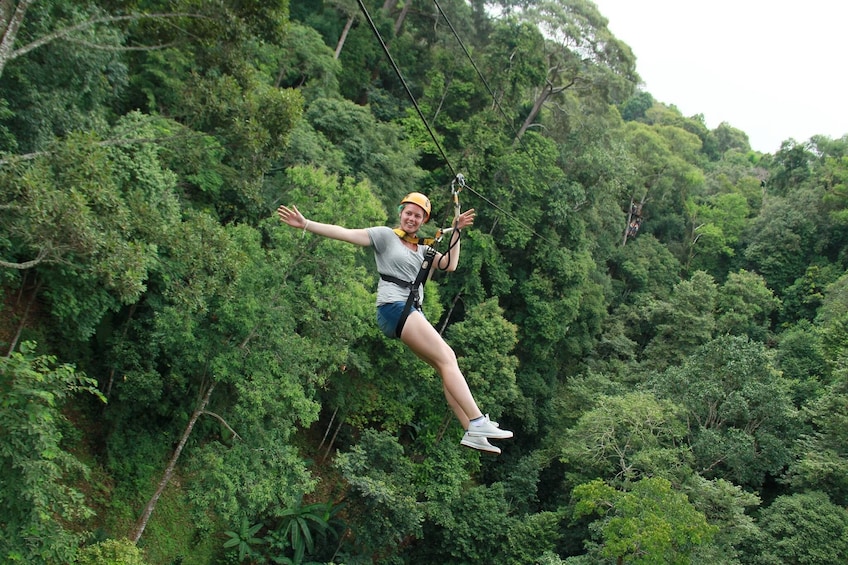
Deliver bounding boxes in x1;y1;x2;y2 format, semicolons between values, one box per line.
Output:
1;1;848;564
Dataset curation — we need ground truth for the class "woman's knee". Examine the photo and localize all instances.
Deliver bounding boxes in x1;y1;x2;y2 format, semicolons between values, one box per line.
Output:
430;340;458;368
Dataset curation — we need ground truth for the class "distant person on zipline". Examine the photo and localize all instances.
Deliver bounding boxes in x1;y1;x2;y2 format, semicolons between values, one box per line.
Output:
277;192;513;454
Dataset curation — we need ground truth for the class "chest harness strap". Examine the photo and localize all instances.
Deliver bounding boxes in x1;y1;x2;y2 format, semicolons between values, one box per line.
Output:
380;246;436;338
384;175;464;337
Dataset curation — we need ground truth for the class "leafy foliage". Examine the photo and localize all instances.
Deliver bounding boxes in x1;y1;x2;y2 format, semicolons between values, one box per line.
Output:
1;0;847;563
223;517;265;563
572;477;717;564
0;342;105;564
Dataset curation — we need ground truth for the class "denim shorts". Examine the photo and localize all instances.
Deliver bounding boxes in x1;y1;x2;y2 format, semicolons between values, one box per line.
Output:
376;301;424;338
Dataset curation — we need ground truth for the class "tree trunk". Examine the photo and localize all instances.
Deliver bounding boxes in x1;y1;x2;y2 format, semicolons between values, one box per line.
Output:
131;380;216;543
393;1;411;35
517;84;552;140
5;276;40;357
516;78;574;140
334;15;354;59
0;0;32;79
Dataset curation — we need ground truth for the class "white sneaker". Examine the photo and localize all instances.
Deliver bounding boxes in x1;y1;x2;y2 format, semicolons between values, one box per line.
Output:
466;415;513;439
460;432;501;454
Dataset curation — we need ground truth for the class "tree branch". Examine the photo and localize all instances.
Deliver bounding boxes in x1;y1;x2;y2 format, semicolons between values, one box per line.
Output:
132;380;216;543
62;37;181;52
0;247;48;269
0;131;206;166
10;13;205;61
200;410;243;441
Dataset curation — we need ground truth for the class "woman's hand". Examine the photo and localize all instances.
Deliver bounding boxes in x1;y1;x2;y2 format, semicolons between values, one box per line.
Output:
454;208;476;230
277;204;307;229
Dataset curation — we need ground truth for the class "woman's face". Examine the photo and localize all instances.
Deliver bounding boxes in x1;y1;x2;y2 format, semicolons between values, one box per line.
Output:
400;204;427;232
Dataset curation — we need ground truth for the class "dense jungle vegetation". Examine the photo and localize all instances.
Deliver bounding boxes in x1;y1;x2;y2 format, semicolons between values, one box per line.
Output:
2;0;848;563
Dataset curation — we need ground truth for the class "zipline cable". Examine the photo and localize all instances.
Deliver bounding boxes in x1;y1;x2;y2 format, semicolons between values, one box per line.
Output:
356;0;556;245
431;1;565;245
431;0;521;141
355;0;457;180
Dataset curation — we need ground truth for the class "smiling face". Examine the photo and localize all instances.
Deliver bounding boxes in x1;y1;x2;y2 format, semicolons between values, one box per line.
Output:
400;203;427;233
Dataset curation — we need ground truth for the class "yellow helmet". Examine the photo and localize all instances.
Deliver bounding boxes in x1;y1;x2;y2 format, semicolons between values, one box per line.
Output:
399;192;431;223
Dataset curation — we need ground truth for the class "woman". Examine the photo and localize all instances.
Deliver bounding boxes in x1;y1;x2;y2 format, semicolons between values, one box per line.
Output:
277;192;513;454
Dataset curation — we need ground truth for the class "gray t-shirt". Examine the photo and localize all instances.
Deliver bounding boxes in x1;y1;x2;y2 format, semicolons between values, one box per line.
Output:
367;226;432;306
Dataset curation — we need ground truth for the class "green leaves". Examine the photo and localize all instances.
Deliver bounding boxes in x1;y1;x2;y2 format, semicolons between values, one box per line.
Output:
267;496;345;565
0;341;105;564
750;492;848;563
651;335;798;488
572;477;717;564
223;517;265;562
335;430;423;555
559;391;689;485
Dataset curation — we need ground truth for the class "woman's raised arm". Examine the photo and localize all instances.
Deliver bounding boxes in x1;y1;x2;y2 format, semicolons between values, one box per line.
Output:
277;204;371;247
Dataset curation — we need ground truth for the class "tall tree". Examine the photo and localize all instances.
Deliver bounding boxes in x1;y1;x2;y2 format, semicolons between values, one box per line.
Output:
500;0;638;138
641;270;717;370
335;429;424;557
572;476;717;564
715;269;780;342
746;491;848;564
650;335;798;490
0;114;182;343
558;391;691;486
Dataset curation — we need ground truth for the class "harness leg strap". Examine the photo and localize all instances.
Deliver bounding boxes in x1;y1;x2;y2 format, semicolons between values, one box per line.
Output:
389;247;436;338
394;294;417;338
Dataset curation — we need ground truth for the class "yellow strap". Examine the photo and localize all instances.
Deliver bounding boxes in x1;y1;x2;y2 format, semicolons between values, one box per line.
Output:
393;228;437;246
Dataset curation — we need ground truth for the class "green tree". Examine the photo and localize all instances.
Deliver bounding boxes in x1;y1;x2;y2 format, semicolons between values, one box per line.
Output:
621;120;705;256
688;192;750;275
447;298;521;418
0;341;106;564
572;477;717;564
414;481;514;565
743;190;822;295
559;391;691;486
785;367;848;506
715;270;780;342
508;0;639;137
767;139;813;196
0;114;183;343
816;272;848;370
132;214;331;532
642;270;717;370
0;1;127;151
619;91;654;122
74;538;150;565
775;320;828;394
779;263;842;325
177;68;303;221
276;22;341;96
650;335;798;489
301;96;424;206
747;491;848;564
683;476;761;565
335;429;423;558
712;122;751;156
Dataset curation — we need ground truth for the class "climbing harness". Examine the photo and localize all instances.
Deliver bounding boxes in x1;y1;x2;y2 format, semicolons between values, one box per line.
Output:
382;175;466;337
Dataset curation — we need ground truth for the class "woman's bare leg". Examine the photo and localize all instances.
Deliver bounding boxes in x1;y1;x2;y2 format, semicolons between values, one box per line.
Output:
400;312;482;425
443;386;470;430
